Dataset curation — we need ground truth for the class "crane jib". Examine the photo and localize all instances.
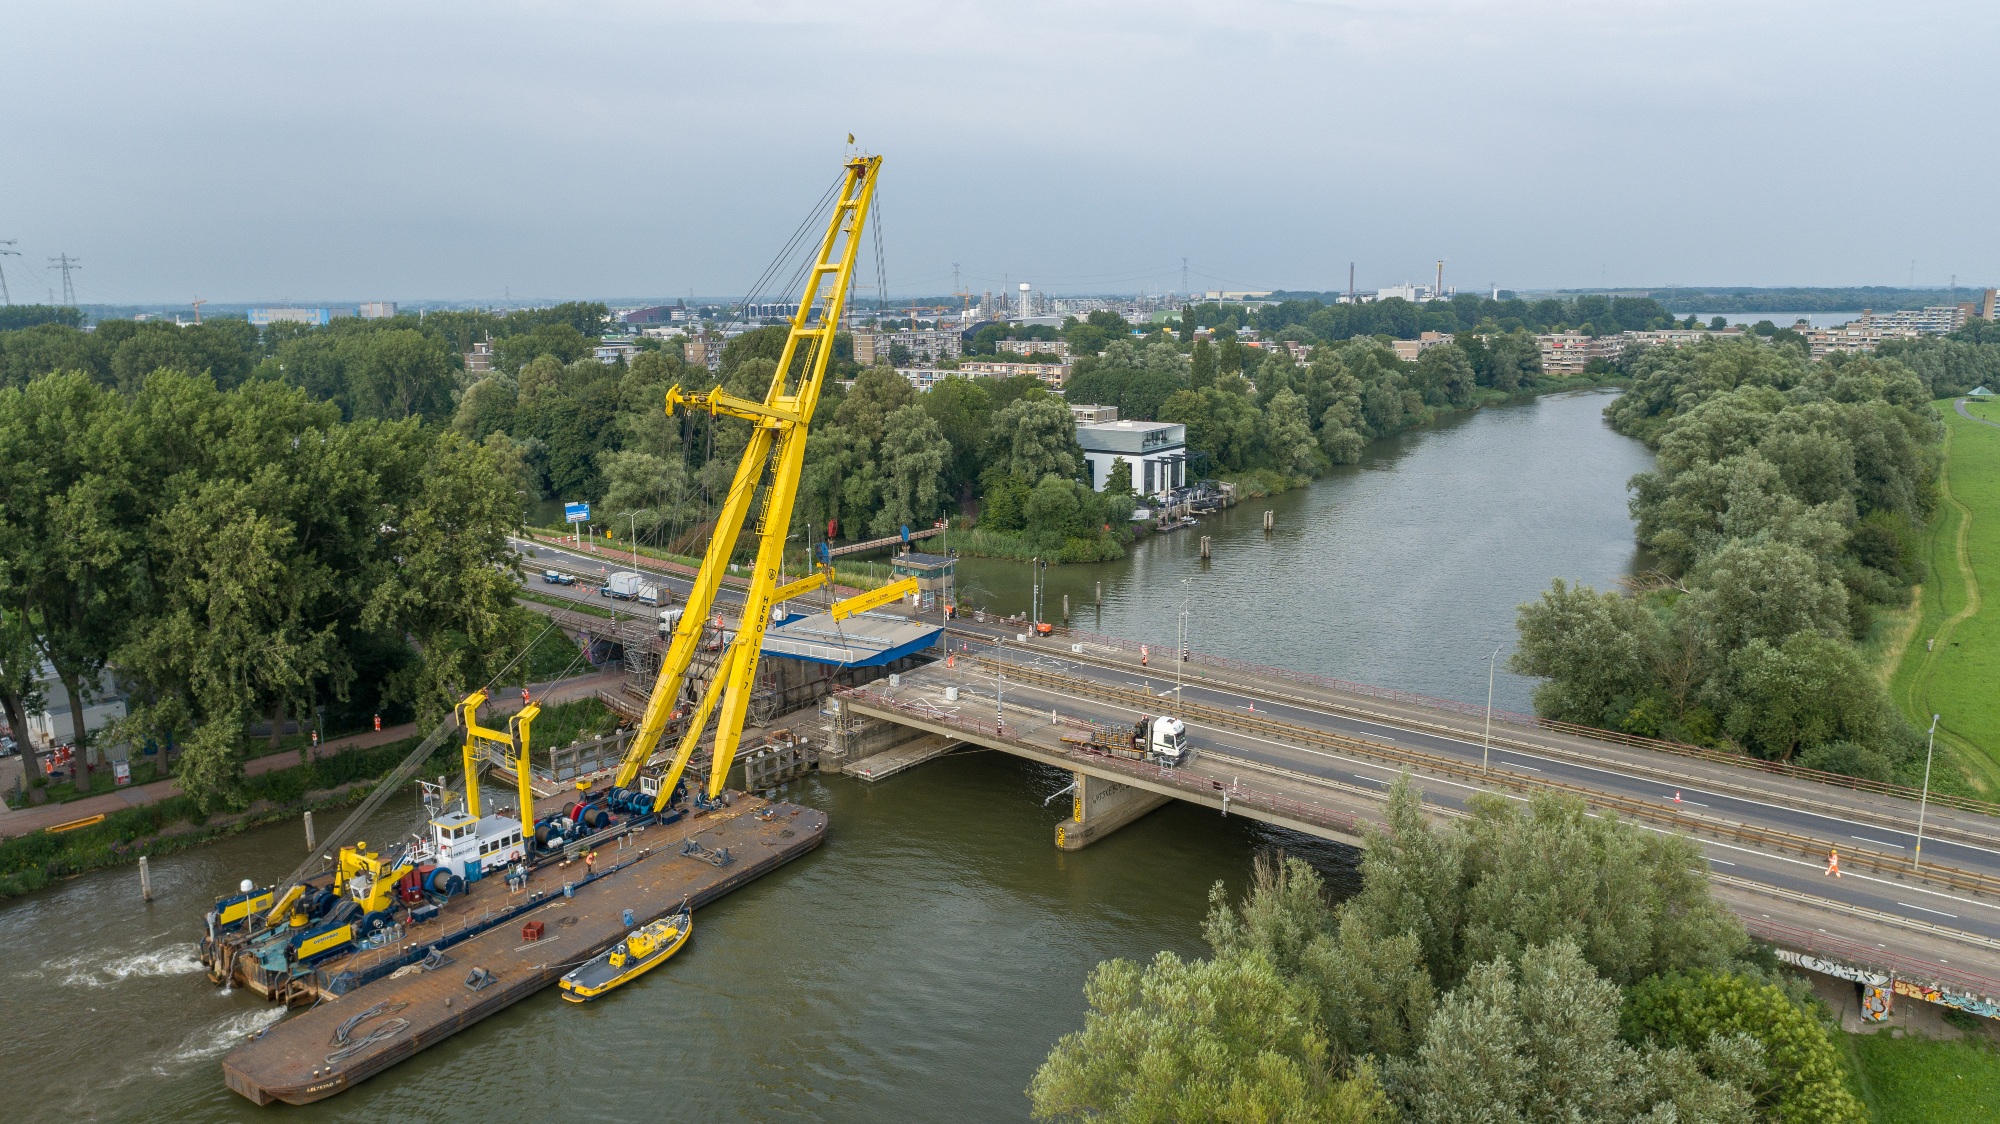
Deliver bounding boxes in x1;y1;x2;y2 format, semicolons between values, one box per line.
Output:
610;154;884;810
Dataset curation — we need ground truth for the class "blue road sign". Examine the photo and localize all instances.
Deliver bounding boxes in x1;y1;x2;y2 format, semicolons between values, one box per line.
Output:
565;502;591;523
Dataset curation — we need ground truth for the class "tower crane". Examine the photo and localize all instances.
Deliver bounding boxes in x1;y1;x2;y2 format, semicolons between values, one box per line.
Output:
609;152;888;813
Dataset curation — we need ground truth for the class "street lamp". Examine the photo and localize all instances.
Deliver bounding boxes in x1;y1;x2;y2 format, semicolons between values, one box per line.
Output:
625;510;651;572
1483;645;1503;774
1176;578;1192;709
1916;713;1940;870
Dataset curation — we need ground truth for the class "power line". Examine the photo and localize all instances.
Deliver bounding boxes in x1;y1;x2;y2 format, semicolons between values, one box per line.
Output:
48;253;80;306
0;241;19;305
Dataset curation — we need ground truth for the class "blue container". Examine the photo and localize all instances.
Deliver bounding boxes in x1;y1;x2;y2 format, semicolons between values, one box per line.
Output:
463;859;483;884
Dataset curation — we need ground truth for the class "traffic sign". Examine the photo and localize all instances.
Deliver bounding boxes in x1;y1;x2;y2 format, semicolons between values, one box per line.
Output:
565;502;591;523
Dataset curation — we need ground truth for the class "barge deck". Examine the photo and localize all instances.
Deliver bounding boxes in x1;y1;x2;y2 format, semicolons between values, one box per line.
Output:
220;795;825;1105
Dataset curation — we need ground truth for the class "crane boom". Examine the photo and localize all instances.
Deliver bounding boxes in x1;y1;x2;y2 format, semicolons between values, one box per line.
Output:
612;153;883;810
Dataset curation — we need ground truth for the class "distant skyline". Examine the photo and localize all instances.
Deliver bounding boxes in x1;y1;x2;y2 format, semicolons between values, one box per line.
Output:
5;2;1995;305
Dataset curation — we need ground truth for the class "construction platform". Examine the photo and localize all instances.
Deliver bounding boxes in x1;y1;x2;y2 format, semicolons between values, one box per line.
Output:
760;610;941;667
220;795;826;1105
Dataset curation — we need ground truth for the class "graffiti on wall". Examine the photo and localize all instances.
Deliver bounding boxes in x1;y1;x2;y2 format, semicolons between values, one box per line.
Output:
1860;985;1892;1022
1893;978;2000;1019
1774;949;1888;986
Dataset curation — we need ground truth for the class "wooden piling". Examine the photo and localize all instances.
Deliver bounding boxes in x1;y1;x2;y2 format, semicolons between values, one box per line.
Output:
139;855;153;902
304;811;316;851
1200;536;1211;559
1263;510;1274;532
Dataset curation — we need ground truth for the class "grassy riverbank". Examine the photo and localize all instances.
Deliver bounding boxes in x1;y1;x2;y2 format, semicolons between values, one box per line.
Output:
1887;399;2000;792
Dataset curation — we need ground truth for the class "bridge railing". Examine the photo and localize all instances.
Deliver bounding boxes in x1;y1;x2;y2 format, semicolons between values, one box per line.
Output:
839;686;1377;840
1038;624;2000;819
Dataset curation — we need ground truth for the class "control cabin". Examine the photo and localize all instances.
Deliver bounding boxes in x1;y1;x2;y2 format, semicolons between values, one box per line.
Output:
429;810;528;875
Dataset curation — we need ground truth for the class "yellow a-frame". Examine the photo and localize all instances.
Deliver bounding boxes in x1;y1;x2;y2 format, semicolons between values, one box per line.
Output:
611;153;883;812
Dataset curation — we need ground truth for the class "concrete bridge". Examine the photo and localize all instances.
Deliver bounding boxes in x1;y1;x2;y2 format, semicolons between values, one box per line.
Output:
510;536;2000;1020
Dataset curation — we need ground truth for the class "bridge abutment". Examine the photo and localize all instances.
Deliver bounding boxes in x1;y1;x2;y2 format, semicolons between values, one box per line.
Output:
1056;771;1169;850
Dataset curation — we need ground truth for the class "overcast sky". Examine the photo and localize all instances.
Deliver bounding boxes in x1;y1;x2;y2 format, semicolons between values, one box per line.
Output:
5;1;1995;305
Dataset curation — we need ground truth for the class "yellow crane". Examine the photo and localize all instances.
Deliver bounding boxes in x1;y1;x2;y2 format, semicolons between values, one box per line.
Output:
611;152;887;813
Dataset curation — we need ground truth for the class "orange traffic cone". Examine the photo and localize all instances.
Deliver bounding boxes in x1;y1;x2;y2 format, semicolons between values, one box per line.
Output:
1673;791;1681;803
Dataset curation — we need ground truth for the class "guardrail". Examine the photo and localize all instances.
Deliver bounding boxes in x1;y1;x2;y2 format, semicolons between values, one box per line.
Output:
1015;625;2000;820
979;658;2000;901
1743;914;2000;1004
839;687;1377;840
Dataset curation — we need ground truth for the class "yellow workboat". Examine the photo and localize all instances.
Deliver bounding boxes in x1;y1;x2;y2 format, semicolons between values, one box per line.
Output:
559;906;692;1002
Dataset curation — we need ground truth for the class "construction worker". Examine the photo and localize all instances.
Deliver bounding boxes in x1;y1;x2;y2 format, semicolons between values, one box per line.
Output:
1826;848;1841;877
585;850;598;876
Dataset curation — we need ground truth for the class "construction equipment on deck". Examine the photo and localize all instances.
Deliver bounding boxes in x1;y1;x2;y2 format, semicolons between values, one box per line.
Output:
610;153;885;813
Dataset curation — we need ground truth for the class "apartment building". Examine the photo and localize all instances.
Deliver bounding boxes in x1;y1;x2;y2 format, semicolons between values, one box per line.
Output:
995;338;1069;357
1076;419;1188;498
685;333;724;372
1536;332;1626;374
854;328;964;366
958;359;1071;389
1391;331;1454;363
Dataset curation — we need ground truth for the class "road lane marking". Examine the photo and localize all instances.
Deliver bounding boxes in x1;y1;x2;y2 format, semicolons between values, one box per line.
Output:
1898;902;1960;919
1853;836;1906;849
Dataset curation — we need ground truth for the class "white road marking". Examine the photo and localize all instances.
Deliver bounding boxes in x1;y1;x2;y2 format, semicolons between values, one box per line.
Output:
1853;836;1906;850
1899;902;1960;919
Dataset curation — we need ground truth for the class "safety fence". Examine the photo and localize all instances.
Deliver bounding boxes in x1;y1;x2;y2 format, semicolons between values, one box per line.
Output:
838;686;1374;840
1019;624;2000;820
978;658;2000;900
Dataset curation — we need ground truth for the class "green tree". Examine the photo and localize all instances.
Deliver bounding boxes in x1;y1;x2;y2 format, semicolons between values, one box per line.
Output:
988;396;1084;483
1189;338;1217;389
871;404;951;536
1624;971;1865;1124
1264;388;1319;479
1028;949;1388;1123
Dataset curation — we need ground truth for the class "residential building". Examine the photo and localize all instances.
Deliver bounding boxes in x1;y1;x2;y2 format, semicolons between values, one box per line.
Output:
1876;306;1969;334
854;328;963;366
593;342;638;363
958;359;1071;389
248;307;348;327
1391;331;1454;363
1077;418;1188;498
1070;403;1118;424
1536;331;1626;374
1982;289;1999;321
895;367;956;393
358;301;398;319
464;340;494;375
995;338;1068;357
685;333;724;372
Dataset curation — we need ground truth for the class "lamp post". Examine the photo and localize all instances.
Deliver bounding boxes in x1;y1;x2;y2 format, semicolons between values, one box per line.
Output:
1483;645;1502;774
1175;578;1192;710
1916;713;1940;870
625;509;651;572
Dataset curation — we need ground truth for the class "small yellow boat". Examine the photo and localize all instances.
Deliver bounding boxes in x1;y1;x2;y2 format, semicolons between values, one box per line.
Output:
559;907;691;1002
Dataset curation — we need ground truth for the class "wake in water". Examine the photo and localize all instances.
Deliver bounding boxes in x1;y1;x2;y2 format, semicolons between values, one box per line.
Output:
40;938;203;988
151;1007;287;1074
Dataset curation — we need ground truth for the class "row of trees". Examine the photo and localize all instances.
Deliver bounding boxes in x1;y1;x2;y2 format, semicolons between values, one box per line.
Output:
1031;780;1863;1123
1513;335;1945;777
1223;292;1681;344
0;369;522;809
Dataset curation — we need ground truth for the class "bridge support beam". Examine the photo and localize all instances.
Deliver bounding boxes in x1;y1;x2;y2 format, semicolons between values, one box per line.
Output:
1056;771;1168;850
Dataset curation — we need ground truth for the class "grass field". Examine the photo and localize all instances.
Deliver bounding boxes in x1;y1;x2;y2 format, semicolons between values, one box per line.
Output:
1888;400;2000;792
1849;1031;2000;1123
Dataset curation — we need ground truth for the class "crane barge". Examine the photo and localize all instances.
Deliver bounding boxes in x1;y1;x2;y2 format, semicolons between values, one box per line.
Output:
202;152;886;1105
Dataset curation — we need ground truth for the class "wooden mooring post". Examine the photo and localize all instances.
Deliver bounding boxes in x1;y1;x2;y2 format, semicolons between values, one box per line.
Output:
139;855;153;902
1263;510;1274;532
1200;535;1211;559
304;810;316;851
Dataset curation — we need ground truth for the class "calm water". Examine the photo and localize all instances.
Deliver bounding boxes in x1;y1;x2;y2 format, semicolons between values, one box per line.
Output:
953;387;1652;714
0;389;1649;1122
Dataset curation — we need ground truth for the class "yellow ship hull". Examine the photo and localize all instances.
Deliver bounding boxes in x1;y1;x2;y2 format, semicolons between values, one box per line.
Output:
559;911;691;1002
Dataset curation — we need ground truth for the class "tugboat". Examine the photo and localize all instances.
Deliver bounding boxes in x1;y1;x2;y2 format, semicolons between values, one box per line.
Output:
559;905;692;1002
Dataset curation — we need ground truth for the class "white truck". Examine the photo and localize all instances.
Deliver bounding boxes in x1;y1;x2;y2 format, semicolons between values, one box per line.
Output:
1062;715;1193;767
658;606;685;637
637;581;663;606
603;571;644;600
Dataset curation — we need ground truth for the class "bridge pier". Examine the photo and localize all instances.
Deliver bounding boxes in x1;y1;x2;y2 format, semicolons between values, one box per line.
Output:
1055;771;1169;850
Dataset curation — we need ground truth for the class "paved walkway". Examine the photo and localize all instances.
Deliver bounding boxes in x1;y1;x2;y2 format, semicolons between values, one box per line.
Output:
0;670;621;839
1958;396;2000;428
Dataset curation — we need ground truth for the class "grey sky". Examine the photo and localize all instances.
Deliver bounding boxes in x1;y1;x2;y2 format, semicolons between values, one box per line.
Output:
5;1;1995;304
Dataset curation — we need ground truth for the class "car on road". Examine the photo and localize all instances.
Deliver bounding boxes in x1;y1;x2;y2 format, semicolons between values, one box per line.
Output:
542;570;578;585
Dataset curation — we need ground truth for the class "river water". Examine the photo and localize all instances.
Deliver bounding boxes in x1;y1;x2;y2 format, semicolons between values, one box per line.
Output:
0;389;1649;1123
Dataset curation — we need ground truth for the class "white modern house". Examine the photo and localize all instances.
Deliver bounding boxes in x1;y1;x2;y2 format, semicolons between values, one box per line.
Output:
1075;415;1187;499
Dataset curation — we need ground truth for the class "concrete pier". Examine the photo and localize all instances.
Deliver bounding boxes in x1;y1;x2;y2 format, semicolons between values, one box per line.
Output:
1055;771;1169;850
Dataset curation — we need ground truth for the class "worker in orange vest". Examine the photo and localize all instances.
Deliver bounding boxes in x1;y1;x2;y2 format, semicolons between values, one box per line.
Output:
1825;848;1841;878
